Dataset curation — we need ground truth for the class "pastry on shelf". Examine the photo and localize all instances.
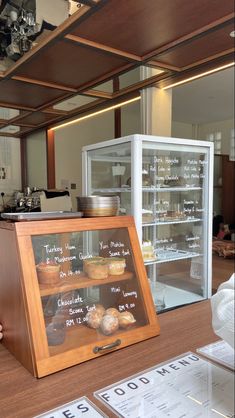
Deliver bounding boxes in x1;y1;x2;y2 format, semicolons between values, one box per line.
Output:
118;311;136;329
100;314;119;335
107;257;126;275
36;261;61;285
142;209;154;223
86;260;109;280
85;309;104;329
94;304;106;316
164;176;186;187
83;256;104;273
162;210;186;221
141;240;157;262
105;307;120;318
142;174;152;186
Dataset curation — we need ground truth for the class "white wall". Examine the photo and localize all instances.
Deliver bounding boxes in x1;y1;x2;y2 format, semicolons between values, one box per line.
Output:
171;121;194;139
26;130;47;188
121;101;141;136
54;111;114;210
197;118;234;155
171;119;234;155
0;137;21;208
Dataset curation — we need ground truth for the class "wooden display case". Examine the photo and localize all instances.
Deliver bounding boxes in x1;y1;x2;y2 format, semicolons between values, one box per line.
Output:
0;216;159;378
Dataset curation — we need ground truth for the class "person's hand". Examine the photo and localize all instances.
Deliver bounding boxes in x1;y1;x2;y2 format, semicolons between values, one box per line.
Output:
0;324;3;340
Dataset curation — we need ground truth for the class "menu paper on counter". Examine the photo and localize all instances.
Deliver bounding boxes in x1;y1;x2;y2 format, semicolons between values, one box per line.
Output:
95;352;234;418
197;340;235;371
34;396;108;418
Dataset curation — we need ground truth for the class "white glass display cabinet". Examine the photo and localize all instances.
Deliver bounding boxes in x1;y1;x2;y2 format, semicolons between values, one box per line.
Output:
82;135;214;312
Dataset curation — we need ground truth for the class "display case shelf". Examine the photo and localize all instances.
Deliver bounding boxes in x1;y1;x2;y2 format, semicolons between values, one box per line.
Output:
144;251;202;265
93;187;131;193
142;218;203;227
93;186;203;194
39;271;134;297
142;186;203;192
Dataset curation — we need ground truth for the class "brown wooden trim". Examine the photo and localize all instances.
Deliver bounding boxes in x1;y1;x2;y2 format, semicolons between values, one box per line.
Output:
79;0;99;6
36;63;135;111
4;111;32;124
12;76;77;93
0;102;35;111
77;63;136;93
181;48;235;71
221;155;235;225
36;92;73;112
46;129;56;189
142;13;235;61
113;71;170;98
156;53;235;89
20;98;105;135
82;89;112;99
48;92;139;130
146;60;181;72
65;34;141;62
42;108;69;115
12;122;36;128
20;136;27;189
0;132;20;138
113;78;121;138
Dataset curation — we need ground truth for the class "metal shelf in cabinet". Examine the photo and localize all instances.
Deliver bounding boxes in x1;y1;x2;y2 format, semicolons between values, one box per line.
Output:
93;188;131;193
142;218;203;227
144;251;202;265
142;186;203;192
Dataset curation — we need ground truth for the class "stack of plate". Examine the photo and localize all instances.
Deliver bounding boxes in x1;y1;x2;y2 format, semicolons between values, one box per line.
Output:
76;196;120;217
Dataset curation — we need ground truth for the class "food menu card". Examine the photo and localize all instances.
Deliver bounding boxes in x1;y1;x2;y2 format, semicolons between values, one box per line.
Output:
197;340;235;371
35;396;107;418
95;352;234;418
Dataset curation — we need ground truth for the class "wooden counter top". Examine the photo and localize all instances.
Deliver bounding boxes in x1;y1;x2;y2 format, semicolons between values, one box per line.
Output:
0;301;218;418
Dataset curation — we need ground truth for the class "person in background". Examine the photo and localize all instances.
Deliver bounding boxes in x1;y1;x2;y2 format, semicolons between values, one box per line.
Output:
211;273;234;349
213;215;231;240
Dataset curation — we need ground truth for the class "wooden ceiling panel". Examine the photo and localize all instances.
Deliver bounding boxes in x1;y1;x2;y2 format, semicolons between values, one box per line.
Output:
0;0;233;137
15;112;60;126
0;79;70;110
13;40;133;90
152;22;235;69
71;0;234;56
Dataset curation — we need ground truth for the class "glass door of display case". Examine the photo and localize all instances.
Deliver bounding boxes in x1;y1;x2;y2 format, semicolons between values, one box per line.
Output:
141;140;212;311
31;227;149;355
82;140;132;216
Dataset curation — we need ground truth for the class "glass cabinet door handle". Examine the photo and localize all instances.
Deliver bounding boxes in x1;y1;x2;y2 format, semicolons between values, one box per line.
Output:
93;339;121;354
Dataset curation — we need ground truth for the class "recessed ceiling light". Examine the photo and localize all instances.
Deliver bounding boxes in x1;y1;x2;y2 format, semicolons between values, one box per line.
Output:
230;31;235;38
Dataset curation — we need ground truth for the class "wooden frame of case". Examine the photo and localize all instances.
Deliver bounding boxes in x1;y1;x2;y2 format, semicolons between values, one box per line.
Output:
0;216;160;378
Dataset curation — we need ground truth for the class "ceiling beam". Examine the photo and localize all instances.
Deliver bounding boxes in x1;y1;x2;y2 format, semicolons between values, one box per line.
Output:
82;89;112;99
142;13;235;61
12;76;77;93
65;34;141;62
